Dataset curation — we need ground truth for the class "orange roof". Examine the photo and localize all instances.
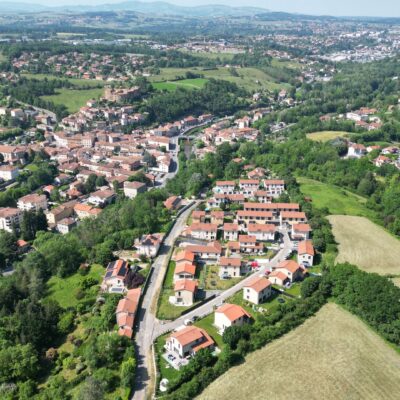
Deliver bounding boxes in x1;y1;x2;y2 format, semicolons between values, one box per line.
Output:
219;257;242;267
170;326;215;350
239;235;257;243
281;211;306;219
175;250;195;263
277;260;301;273
293;223;312;232
237;210;274;218
223;223;239;231
248;223;275;233
239;179;259;185
175;263;196;276
74;203;93;213
174;279;198;293
216;303;251;322
264;179;285;185
298;240;315;256
116;298;138;314
245;276;271;292
216;180;235;186
118;327;133;339
189;223;218;232
227;241;240;250
269;270;288;281
126;288;141;303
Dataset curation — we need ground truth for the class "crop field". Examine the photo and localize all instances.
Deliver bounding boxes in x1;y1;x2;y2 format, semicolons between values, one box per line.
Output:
149;67;290;91
297;177;375;218
328;215;400;275
41;87;104;113
152;78;208;91
199;303;400;400
306;130;352;142
22;73;105;87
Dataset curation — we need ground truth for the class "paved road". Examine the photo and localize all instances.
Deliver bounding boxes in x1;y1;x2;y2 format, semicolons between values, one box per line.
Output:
153;227;293;338
132;202;198;400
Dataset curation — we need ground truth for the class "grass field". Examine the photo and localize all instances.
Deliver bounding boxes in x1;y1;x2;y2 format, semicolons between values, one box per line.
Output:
152;78;208;91
297;177;375;218
22;73;105;88
41;87;104;113
199;303;400;400
328;215;400;275
149;67;290;92
306;130;352;142
46;264;104;308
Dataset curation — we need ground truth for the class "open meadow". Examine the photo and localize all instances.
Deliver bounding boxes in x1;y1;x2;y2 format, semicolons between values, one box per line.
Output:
328;215;400;275
41;87;104;113
149;67;290;91
22;73;106;87
152;78;208;91
306;130;352;142
199;303;400;400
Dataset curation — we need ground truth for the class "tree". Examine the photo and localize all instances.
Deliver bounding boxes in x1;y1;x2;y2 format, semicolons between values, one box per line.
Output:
120;357;136;388
0;230;17;261
95;175;107;188
76;377;105;400
84;174;97;194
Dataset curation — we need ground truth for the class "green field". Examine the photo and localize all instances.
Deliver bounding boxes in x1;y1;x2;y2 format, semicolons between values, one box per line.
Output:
22;73;105;88
306;130;352;142
149;67;290;92
41;87;104;113
0;51;6;62
46;264;104;308
199;303;400;400
297;177;375;218
152;78;208;91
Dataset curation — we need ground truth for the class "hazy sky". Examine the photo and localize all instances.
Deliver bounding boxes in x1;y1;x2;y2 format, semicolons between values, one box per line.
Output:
13;0;400;17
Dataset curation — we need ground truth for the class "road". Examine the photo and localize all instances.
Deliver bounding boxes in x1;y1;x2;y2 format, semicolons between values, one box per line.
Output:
132;225;293;399
132;202;198;400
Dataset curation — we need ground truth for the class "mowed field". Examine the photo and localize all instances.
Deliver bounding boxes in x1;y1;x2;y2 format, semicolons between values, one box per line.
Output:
199;303;400;400
22;73;105;88
149;67;290;91
328;215;400;275
297;177;374;218
306;130;352;142
152;78;208;91
41;87;104;113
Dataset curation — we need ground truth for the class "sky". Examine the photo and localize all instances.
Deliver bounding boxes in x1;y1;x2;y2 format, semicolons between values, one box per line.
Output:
12;0;400;17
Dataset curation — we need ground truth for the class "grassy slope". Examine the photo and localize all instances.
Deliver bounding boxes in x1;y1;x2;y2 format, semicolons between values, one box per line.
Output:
149;67;289;92
306;130;352;142
199;303;400;400
297;177;375;218
41;87;104;113
22;73;105;87
328;215;400;275
46;264;104;308
152;78;208;91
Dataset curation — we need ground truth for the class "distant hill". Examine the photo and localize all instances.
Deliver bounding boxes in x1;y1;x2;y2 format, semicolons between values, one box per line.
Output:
0;1;268;16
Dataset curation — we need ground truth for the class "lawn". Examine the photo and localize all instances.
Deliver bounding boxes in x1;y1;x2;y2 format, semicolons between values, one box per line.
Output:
152;78;208;91
156;290;193;320
41;87;104;113
297;177;375;218
199;303;400;400
204;265;242;290
22;73;105;87
46;264;104;309
155;334;181;381
149;67;290;92
306;130;352;142
328;215;400;276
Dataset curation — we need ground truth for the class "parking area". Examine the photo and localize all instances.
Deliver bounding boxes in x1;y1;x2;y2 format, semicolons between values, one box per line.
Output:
162;350;190;370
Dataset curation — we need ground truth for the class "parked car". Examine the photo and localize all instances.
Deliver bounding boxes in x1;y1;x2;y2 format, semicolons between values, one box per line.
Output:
277;298;285;304
184;318;193;326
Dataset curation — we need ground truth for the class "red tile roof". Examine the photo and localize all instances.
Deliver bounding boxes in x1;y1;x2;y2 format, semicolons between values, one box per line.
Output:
245;276;271;292
216;303;251;322
298;240;315;256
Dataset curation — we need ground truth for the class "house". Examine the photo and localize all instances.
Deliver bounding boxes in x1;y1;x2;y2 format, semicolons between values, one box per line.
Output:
191;210;206;224
175;250;196;265
116;288;141;338
268;270;290;287
123;181;147;199
254;190;271;203
243;276;272;304
185;242;222;262
374;155;391;167
187;223;218;241
0;207;22;232
223;223;239;241
166;326;215;358
347;143;366;158
214;303;251;334
297;240;315;267
214;181;236;194
101;259;130;293
0;145;26;163
237;210;274;225
247;223;275;241
56;217;76;234
210;211;224;226
173;279;198;306
88;189;116;207
136;233;163;258
0;165;19;181
275;260;303;283
238;235;263;254
219;256;244;278
280;211;307;226
74;203;101;219
174;263;196;282
17;193;48;212
291;223;312;240
239;179;259;196
263;179;285;198
164;196;182;211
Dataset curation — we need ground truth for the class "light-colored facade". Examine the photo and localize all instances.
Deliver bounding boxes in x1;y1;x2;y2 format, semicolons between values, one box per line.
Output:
243;276;272;305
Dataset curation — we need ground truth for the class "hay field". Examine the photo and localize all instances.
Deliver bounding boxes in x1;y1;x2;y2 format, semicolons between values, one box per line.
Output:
306;130;351;142
199;303;400;400
328;215;400;275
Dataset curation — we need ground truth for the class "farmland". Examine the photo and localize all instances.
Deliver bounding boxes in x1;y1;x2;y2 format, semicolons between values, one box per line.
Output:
152;78;208;91
328;215;400;275
297;177;375;218
41;87;104;113
149;67;290;92
306;130;352;142
22;73;106;87
199;303;400;400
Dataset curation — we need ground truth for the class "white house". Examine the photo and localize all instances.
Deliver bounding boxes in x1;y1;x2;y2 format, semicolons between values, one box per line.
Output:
88;189;116;207
214;303;251;334
136;233;163;258
101;259;130;294
173;279;198;306
297;240;315;267
123;181;147;199
347;143;367;159
243;276;272;304
219;256;243;278
247;223;275;241
173;263;196;283
223;223;239;241
0;207;22;232
292;223;312;240
263;179;285;198
17;193;48;212
188;223;218;241
0;165;19;181
214;180;236;194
